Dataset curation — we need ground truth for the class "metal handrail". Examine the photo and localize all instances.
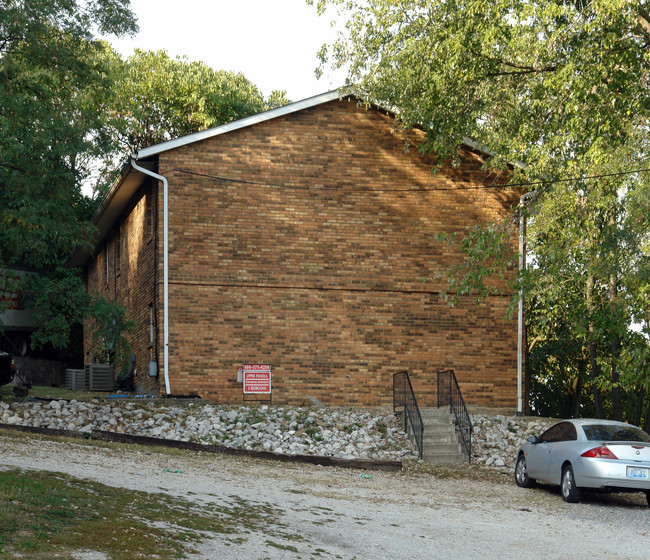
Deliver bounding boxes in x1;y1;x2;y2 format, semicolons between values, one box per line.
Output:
437;369;473;464
393;371;424;460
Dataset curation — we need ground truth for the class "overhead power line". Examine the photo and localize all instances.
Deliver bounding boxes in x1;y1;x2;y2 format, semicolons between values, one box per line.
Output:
170;166;650;194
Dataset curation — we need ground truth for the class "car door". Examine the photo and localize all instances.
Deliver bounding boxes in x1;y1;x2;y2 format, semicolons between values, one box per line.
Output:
545;422;578;485
526;422;575;481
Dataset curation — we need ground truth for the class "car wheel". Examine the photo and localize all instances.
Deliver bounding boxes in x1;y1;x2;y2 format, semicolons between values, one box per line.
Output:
514;454;535;488
645;491;650;508
561;464;582;503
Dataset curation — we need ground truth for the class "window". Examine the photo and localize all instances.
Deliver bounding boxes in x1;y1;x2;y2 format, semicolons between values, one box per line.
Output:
116;228;122;275
145;190;154;240
583;424;650;443
100;246;109;289
540;422;577;443
96;249;104;287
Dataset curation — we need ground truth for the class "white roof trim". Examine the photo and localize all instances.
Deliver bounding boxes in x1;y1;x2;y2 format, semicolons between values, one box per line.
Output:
136;89;346;160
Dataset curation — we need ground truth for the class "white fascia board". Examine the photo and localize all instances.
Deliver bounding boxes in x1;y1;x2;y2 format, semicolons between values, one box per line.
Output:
462;136;527;171
136;89;346;160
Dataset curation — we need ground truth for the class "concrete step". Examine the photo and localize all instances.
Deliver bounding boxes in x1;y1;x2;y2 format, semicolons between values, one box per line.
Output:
423;432;457;444
398;406;469;465
419;408;467;466
422;450;464;465
423;441;461;454
419;410;456;424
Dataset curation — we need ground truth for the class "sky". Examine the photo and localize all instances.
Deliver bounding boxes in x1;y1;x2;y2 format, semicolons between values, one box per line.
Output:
109;0;348;102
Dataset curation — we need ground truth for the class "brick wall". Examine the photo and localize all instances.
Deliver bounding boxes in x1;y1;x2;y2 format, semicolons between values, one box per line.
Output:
84;183;160;394
85;97;520;409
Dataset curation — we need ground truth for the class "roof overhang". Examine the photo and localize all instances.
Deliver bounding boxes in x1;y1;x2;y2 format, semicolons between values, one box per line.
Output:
68;89;350;269
66;86;504;270
136;89;346;160
67;158;156;268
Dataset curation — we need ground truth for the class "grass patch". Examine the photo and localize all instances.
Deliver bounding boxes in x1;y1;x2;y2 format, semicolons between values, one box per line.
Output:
342;423;361;434
400;460;511;484
265;540;299;552
0;468;288;559
1;385;104;403
0;427;191;460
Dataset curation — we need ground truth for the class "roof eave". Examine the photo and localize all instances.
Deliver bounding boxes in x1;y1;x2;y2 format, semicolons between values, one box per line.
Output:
136;89;348;160
67;158;157;268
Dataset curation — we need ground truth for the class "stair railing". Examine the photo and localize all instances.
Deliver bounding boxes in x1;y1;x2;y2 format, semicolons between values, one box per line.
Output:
437;369;473;464
393;371;424;460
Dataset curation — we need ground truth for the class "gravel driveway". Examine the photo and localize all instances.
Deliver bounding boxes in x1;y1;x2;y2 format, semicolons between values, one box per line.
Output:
1;433;649;559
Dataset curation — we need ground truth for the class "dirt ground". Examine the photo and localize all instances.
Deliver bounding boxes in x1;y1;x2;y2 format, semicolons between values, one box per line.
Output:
1;433;649;559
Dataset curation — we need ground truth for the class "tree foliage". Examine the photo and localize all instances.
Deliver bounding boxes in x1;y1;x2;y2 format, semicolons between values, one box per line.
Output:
314;0;650;421
1;2;135;269
315;0;649;169
0;0;138;352
1;2;291;358
86;295;136;376
109;49;282;154
89;49;290;195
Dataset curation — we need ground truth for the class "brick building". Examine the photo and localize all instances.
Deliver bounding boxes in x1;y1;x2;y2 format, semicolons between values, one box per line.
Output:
70;91;520;409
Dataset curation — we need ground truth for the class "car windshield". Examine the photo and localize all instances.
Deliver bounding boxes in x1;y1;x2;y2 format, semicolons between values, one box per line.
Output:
582;424;650;443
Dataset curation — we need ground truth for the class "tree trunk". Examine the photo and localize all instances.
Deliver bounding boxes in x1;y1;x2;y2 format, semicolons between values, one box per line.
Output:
571;359;585;418
635;387;645;427
586;274;605;418
609;273;622;421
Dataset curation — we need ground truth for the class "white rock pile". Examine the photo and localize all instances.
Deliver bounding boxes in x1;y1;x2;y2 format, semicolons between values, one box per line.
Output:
0;399;556;468
471;414;554;469
0;399;418;462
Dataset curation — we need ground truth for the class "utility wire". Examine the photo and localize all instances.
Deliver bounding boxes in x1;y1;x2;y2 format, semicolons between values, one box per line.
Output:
170;166;650;194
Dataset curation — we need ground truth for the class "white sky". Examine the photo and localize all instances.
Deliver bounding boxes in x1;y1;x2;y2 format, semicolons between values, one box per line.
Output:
109;0;347;102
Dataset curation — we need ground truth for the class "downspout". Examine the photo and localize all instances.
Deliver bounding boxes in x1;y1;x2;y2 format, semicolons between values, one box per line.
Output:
130;156;171;396
517;191;536;416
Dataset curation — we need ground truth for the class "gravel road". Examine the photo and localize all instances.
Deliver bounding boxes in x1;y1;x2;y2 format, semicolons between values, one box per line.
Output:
1;433;649;559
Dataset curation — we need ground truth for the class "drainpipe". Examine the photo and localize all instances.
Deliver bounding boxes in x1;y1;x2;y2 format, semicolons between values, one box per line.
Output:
130;157;171;396
517;192;537;416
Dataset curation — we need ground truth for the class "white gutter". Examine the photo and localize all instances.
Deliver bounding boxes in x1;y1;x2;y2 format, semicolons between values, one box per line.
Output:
130;157;171;396
517;191;537;416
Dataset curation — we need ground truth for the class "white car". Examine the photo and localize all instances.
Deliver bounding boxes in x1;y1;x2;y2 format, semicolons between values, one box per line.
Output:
515;418;650;505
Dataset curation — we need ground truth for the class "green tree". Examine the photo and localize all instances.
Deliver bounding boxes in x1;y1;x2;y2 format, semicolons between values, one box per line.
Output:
0;1;137;351
109;50;271;154
314;0;650;420
90;49;291;195
86;296;136;379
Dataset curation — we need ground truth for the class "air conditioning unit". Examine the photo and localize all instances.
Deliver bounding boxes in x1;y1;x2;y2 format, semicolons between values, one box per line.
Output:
85;364;114;391
65;369;86;390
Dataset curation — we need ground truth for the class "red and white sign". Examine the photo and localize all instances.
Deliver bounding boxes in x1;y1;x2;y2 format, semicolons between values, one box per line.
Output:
243;364;272;394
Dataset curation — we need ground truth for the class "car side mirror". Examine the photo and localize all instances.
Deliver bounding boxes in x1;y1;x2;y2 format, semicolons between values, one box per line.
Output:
527;435;539;444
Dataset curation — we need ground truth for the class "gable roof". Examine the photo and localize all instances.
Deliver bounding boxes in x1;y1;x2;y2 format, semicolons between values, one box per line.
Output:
68;90;349;268
68;87;490;268
136;89;345;160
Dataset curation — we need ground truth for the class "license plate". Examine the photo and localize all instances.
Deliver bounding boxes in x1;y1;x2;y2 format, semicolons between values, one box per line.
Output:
627;467;648;479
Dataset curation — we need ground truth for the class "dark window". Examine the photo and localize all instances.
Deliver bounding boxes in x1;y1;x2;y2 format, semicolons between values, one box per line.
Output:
583;424;650;443
540;422;577;443
105;243;110;288
145;189;154;240
116;228;122;275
